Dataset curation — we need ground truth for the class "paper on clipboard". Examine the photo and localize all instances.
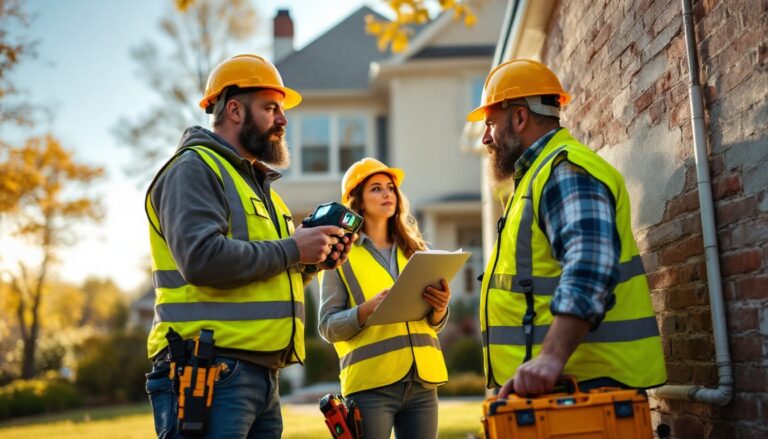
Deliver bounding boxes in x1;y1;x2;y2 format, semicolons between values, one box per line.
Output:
366;249;472;326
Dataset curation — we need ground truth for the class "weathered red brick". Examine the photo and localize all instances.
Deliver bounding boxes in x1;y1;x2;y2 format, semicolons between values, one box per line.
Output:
726;306;759;332
588;22;612;61
647;267;680;289
723;394;761;423
738;425;768;439
667;284;708;309
660;234;704;265
684;336;715;361
689;308;716;333
677;260;707;284
735;366;768;392
660;313;688;336
646;220;680;250
672;415;706;437
691;363;718;386
648;99;666;124
724;221;768;252
702;84;719;110
680;214;702;235
720;57;754;93
665;190;700;220
666;362;693;381
715;196;757;226
710;422;739;438
712;173;742;199
683;164;698;191
730;334;764;362
641;251;659;272
634;87;656;113
708;154;724;177
734;276;768;300
700;16;741;62
720;248;763;276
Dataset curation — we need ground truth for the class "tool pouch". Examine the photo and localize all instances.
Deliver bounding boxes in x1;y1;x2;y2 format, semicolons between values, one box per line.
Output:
165;327;222;437
319;393;364;439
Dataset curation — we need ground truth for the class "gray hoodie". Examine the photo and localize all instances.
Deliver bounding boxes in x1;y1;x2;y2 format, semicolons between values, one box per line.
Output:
148;126;301;368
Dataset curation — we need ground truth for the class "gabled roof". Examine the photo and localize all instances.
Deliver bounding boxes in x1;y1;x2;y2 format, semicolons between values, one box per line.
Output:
276;6;390;92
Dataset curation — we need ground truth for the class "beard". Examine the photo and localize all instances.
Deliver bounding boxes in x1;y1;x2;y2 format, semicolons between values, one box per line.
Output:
239;106;291;169
488;131;524;184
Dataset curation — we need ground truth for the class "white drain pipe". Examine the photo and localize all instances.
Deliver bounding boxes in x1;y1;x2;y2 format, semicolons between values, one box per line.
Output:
649;0;733;406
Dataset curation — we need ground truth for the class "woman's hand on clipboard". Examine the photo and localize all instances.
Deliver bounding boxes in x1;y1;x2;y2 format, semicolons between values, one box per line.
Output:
423;279;451;325
357;289;389;326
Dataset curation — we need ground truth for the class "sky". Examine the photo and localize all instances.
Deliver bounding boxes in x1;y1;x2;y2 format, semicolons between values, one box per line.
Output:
2;0;389;294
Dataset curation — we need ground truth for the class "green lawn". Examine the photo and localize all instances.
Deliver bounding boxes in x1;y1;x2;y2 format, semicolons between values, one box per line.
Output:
0;399;485;438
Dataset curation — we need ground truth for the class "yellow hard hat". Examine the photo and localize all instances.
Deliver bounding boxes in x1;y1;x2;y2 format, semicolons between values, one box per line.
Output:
199;54;302;112
341;158;405;206
466;59;570;121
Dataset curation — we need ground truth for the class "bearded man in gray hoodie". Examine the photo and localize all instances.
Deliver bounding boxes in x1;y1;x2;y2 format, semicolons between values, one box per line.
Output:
143;54;353;439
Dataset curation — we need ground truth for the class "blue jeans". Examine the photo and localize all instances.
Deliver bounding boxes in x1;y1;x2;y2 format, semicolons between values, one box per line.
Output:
145;356;282;439
347;381;438;439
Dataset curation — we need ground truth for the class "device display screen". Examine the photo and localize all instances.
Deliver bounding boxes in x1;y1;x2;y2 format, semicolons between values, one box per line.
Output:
314;205;331;218
341;212;358;228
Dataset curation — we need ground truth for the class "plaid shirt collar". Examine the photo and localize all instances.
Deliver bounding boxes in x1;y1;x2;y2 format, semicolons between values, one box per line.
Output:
513;128;562;186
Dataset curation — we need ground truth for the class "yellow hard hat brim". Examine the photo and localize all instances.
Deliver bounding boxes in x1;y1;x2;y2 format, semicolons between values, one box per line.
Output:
198;85;303;111
465;91;572;122
466;105;486;122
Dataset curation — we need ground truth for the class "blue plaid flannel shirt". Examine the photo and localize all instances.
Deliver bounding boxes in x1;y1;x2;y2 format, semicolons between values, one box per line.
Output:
514;128;620;328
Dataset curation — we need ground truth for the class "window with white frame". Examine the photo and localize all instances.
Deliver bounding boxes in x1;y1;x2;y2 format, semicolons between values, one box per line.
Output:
470;75;485;111
286;113;372;178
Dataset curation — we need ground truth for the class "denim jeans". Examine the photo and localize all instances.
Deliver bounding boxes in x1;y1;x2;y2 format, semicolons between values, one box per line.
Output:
145;356;282;439
347;380;438;439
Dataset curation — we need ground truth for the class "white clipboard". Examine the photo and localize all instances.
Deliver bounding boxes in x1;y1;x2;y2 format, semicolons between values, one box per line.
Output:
366;249;472;326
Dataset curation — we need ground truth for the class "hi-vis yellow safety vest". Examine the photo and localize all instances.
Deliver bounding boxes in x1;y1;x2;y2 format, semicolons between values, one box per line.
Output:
145;145;305;363
330;244;448;396
480;129;666;389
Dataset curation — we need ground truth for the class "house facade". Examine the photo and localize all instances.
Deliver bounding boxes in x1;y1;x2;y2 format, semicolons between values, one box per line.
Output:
274;0;508;302
476;0;767;436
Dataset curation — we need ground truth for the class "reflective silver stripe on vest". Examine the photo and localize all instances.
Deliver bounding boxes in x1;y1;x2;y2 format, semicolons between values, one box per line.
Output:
482;316;660;347
155;300;305;323
339;333;440;370
193;147;249;241
490;255;646;295
340;263;367;306
153;270;187;289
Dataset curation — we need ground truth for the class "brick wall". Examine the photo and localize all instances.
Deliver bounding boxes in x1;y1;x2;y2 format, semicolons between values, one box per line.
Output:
542;0;768;437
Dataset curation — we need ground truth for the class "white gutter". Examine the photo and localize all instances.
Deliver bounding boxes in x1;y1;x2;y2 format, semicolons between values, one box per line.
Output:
649;0;733;406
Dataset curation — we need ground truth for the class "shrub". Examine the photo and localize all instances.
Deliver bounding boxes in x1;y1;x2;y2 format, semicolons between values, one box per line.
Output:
74;329;150;403
303;337;339;385
443;336;483;374
0;377;82;420
438;372;486;397
278;375;293;397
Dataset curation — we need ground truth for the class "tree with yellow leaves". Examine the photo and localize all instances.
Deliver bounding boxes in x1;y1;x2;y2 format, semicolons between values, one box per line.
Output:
0;135;104;379
366;0;481;53
114;0;259;182
0;0;38;127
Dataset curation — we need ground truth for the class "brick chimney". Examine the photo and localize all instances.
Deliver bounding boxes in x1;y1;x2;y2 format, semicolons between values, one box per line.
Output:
273;9;294;63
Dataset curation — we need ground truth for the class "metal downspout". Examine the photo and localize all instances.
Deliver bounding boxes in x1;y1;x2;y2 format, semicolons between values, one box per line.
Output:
649;0;733;406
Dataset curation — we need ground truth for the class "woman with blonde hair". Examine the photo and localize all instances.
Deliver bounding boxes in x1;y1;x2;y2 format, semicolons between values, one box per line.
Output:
318;157;450;439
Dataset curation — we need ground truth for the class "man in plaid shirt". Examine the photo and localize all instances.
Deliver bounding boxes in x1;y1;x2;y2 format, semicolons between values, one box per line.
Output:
468;60;666;397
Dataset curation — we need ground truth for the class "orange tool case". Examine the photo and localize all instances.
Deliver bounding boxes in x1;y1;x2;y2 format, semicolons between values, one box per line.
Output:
481;378;653;439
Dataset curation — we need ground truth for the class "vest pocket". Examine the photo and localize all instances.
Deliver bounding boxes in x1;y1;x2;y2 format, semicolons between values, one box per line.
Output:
282;214;295;235
249;197;270;219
